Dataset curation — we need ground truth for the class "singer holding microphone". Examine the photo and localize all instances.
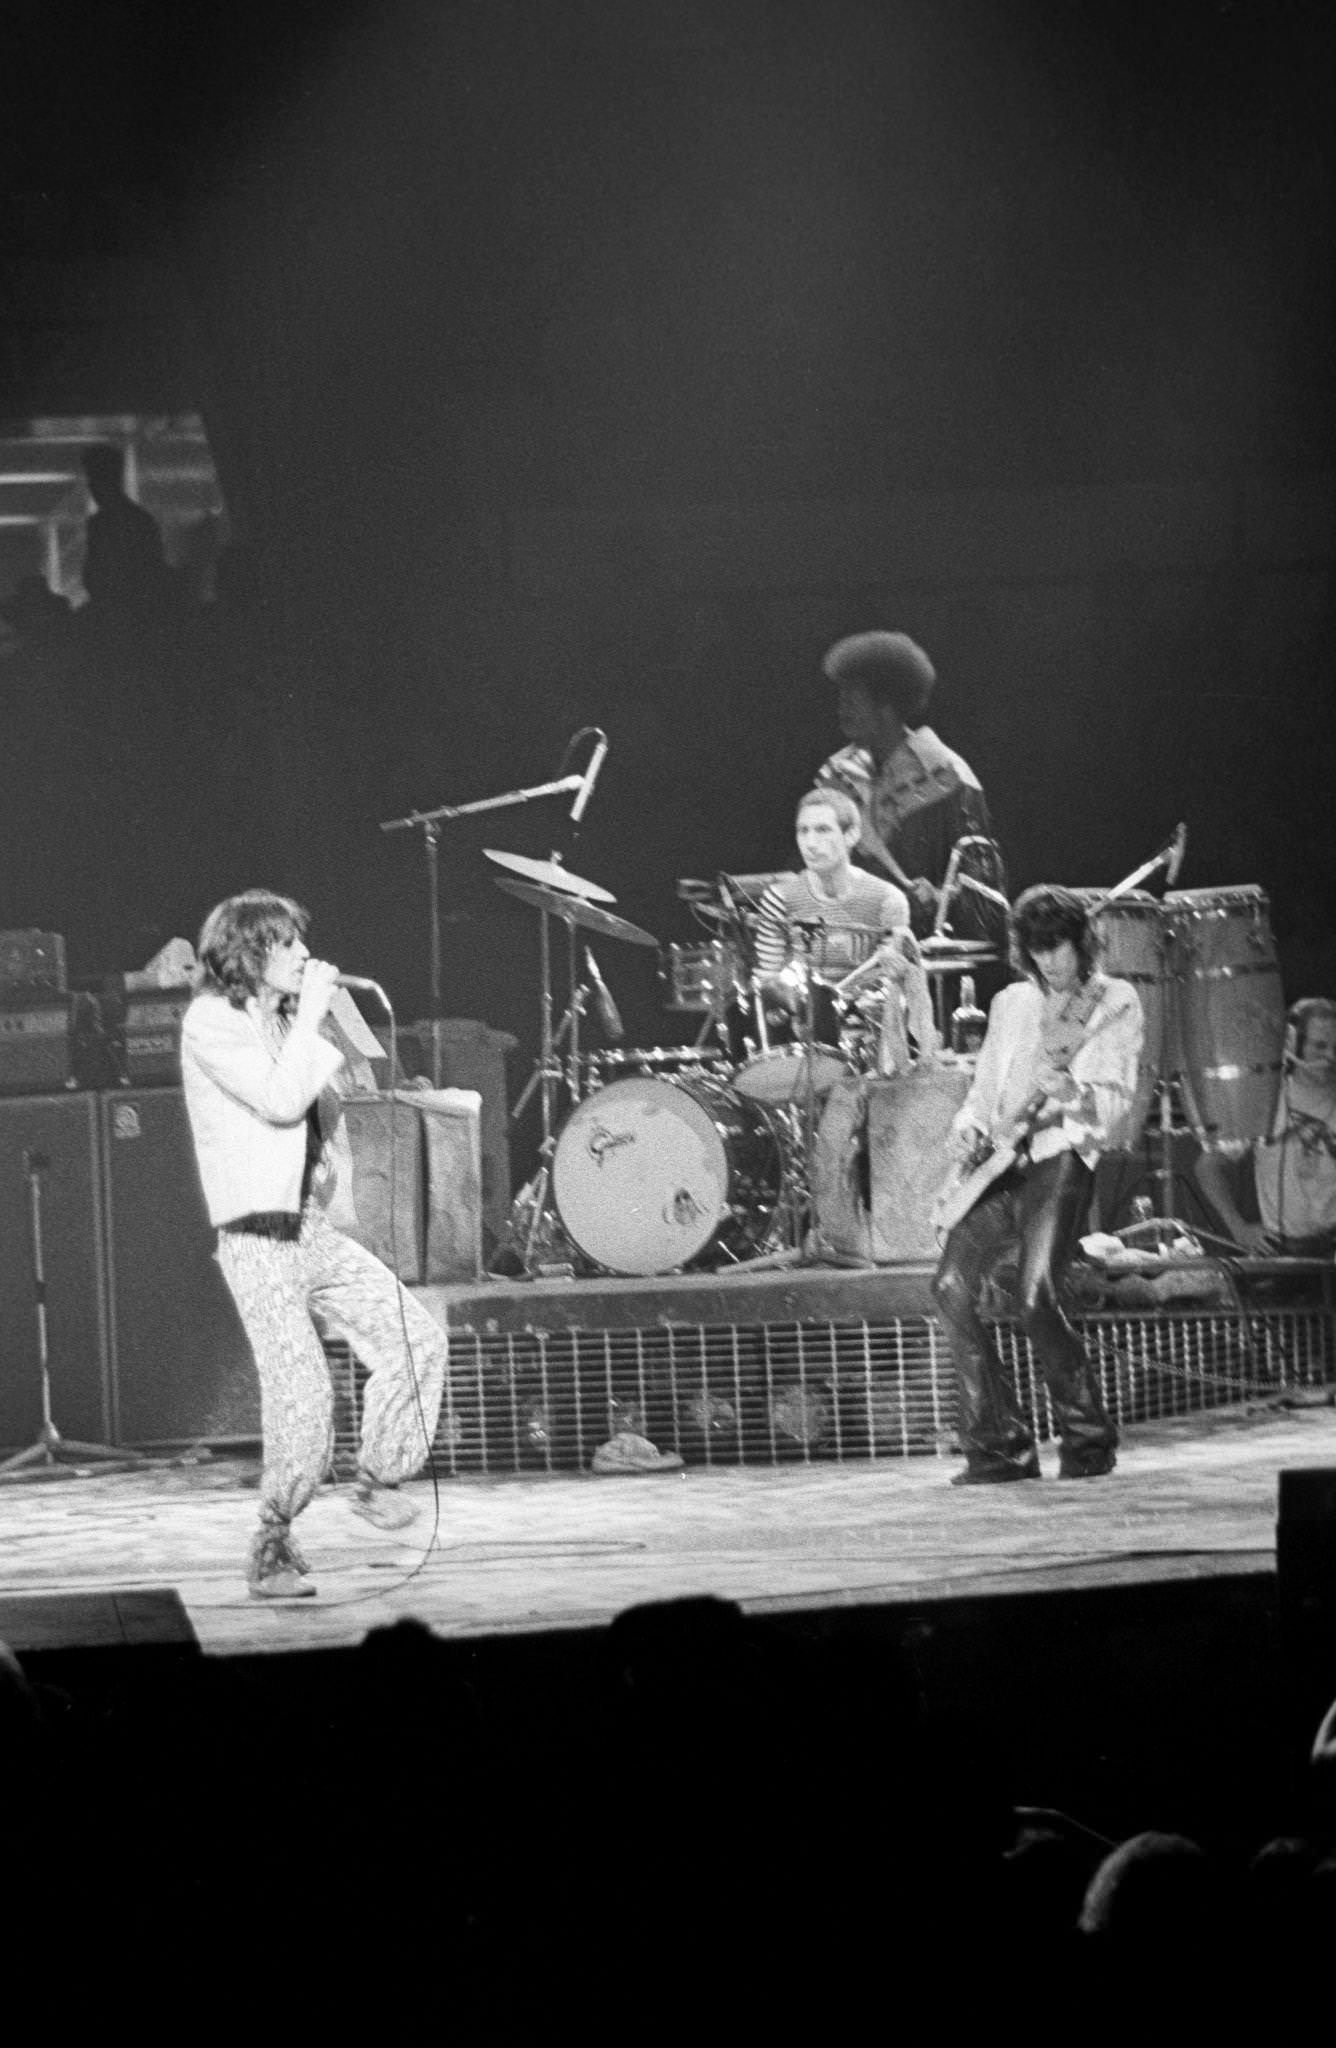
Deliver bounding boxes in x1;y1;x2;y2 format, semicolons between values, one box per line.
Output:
180;889;447;1600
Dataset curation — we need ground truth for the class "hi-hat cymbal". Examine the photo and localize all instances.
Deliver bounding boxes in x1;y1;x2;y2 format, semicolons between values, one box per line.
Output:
919;936;996;954
483;848;615;903
495;876;658;947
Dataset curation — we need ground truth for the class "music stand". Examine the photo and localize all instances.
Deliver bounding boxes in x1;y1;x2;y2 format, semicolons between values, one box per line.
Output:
0;1150;151;1483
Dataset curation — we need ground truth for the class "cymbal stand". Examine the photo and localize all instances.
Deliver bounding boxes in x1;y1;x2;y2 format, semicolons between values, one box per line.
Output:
0;1150;151;1483
737;935;830;1270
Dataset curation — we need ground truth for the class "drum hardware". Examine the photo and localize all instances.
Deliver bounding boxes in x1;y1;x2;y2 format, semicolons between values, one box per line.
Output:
493;870;659;1276
493;876;658;950
381;751;603;1017
724;924;849;1269
482;848;616;903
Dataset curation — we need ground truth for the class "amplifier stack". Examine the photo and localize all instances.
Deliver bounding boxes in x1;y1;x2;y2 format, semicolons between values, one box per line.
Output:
0;926;192;1096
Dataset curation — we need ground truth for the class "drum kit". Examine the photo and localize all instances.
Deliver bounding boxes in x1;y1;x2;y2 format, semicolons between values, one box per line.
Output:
493;852;995;1278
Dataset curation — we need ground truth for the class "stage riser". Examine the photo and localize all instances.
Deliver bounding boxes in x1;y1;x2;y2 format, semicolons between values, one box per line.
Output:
327;1304;1336;1478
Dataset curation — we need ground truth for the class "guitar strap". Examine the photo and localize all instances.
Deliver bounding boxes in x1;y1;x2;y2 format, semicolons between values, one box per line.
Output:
1038;972;1105;1074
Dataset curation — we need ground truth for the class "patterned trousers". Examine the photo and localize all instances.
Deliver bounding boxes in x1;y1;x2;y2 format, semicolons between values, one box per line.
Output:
216;1205;447;1528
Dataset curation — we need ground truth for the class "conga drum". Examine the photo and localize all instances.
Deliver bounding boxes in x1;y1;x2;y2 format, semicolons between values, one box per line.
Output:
1165;886;1285;1151
1071;889;1168;1146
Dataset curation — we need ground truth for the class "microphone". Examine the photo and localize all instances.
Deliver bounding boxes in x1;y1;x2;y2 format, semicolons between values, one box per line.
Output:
1164;822;1187;889
569;729;609;824
584;947;624;1041
933;840;966;936
957;873;1011;912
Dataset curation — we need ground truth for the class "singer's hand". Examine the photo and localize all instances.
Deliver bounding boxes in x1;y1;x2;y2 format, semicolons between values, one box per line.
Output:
296;957;339;1028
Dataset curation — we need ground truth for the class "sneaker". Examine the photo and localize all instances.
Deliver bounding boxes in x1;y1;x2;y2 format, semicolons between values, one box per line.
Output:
591;1431;684;1475
1058;1450;1117;1480
950;1458;1041;1487
349;1480;419;1531
247;1525;317;1600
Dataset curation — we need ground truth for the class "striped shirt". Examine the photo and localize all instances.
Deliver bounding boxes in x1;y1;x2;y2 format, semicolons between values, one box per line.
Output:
753;868;910;979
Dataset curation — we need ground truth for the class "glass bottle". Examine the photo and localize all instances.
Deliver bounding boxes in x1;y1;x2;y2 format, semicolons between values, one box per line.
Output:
950;974;987;1057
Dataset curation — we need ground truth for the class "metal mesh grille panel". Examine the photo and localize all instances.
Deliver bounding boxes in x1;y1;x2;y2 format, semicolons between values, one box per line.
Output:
327;1305;1335;1477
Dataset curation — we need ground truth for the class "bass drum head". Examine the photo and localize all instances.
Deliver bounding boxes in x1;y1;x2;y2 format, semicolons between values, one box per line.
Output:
553;1074;781;1276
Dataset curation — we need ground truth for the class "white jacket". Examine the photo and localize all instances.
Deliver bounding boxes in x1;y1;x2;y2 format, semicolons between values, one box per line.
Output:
954;972;1144;1166
180;991;347;1226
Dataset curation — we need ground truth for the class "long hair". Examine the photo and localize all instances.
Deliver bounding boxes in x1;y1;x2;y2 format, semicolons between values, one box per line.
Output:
1009;885;1098;986
195;890;308;1007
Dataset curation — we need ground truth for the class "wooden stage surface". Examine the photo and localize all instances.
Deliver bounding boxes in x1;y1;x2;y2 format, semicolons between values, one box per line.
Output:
1;1395;1333;1660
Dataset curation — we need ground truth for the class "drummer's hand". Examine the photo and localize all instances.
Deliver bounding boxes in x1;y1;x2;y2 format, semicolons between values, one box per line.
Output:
761;966;804;1014
908;877;939;916
1234;1221;1274;1255
296;957;339;1028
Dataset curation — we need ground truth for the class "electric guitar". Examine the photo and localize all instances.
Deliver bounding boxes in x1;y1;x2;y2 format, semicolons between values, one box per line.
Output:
932;987;1137;1242
932;1086;1050;1243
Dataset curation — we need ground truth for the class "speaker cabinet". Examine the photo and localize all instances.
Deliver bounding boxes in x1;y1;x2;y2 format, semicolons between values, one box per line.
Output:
341;1089;483;1283
340;1094;426;1281
407;1019;516;1255
100;1088;259;1447
0;1094;111;1452
814;1067;972;1264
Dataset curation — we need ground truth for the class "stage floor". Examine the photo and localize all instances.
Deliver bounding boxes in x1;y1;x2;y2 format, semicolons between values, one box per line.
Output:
1;1396;1333;1659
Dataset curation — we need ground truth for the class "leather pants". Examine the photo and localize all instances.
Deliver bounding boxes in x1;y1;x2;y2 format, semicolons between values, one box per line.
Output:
932;1149;1116;1475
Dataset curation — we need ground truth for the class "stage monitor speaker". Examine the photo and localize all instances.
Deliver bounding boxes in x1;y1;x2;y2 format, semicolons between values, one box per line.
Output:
0;1094;111;1453
341;1089;484;1283
407;1019;516;1254
814;1067;971;1264
100;1088;259;1448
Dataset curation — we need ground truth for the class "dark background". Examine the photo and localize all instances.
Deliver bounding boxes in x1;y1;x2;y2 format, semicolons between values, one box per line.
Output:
1;0;1332;1091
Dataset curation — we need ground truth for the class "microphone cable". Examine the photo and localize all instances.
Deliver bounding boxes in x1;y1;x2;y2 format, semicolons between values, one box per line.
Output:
305;982;447;1612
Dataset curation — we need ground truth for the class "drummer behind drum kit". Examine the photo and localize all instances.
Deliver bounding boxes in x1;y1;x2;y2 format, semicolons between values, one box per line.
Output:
490;816;1291;1279
490;849;995;1278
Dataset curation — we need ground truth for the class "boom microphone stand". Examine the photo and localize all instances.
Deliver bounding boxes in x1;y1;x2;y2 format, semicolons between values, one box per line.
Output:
380;766;590;1018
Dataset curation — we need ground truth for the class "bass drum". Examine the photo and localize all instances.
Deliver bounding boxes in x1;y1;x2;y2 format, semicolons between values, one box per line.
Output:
553;1073;784;1276
1166;885;1285;1150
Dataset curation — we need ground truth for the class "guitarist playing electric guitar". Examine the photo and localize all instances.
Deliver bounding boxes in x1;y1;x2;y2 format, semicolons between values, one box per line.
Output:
931;886;1144;1488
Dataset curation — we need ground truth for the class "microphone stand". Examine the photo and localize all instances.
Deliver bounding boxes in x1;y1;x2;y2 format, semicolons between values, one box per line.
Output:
0;1151;153;1483
380;771;585;1018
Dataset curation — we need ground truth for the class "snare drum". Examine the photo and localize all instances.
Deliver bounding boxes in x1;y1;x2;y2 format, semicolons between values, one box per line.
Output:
728;978;854;1101
1166;885;1285;1149
552;1072;785;1275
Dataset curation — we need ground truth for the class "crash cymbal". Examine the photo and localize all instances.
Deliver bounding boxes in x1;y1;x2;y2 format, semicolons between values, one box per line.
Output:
495;876;658;947
482;848;615;903
918;936;996;954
